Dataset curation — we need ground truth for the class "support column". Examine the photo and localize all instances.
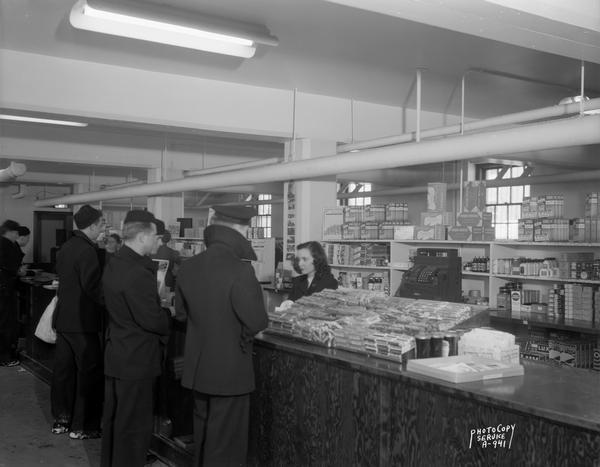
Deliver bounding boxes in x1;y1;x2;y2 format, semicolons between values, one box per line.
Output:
283;139;337;261
146;168;184;228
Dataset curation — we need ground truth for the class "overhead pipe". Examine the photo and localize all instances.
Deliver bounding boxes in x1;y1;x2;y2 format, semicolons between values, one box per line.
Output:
338;98;600;153
0;161;26;182
34;115;600;207
184;157;283;176
338;168;600;199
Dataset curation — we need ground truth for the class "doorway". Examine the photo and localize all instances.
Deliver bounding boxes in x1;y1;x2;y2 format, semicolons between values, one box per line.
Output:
33;211;73;269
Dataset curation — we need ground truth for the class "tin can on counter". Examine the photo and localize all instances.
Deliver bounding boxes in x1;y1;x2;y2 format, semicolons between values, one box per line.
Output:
444;331;459;356
430;333;444;358
415;333;431;359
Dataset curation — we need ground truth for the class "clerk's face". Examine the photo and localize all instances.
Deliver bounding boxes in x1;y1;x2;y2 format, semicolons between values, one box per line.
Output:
17;235;30;247
296;248;315;275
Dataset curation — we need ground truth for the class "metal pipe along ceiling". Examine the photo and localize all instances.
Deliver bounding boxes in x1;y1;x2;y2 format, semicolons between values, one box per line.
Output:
338;98;600;153
338;169;600;199
34;115;600;207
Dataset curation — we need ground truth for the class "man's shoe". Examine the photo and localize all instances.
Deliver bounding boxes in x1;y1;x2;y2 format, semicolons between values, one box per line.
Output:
51;421;69;434
0;360;19;367
69;430;101;440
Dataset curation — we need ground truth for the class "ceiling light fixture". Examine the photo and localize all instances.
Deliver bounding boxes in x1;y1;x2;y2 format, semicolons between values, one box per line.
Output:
558;95;600;115
0;114;88;127
69;0;278;58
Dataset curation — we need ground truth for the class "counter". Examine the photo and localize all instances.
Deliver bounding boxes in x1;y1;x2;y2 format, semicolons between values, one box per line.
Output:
250;333;600;466
17;284;600;466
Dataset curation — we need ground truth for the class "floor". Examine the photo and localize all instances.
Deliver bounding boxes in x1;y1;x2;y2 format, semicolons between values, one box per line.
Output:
0;364;169;467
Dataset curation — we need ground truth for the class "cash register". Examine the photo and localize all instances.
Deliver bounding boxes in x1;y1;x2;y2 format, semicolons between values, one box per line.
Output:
396;248;462;302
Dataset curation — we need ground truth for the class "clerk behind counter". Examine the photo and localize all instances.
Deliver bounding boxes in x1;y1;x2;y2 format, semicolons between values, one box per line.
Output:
280;241;338;308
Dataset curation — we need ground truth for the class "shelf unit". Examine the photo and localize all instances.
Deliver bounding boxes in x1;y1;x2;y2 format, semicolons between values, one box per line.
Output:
323;239;600;303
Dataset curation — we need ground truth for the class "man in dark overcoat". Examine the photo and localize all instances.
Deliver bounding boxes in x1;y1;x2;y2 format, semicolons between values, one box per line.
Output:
51;205;105;438
101;210;172;467
0;219;23;367
175;205;268;467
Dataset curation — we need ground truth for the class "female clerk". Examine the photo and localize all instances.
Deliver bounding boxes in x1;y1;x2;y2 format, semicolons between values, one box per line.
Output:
288;241;338;301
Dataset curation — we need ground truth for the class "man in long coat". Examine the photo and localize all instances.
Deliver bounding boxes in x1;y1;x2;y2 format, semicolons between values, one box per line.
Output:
101;210;172;467
176;205;268;467
51;205;105;438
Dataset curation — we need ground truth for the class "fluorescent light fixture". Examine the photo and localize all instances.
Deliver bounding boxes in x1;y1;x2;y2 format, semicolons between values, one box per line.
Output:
558;95;600;115
69;0;278;58
0;114;88;127
54;204;69;209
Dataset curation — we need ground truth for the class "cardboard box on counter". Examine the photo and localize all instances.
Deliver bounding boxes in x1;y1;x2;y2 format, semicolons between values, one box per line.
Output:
420;211;454;227
414;225;446;240
427;183;447;211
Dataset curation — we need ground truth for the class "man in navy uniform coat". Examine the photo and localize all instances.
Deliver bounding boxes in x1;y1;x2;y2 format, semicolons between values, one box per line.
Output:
101;210;172;467
176;205;268;467
51;205;105;438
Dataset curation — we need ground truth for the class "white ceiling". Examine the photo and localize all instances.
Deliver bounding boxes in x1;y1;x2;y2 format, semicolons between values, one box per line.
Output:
1;0;599;187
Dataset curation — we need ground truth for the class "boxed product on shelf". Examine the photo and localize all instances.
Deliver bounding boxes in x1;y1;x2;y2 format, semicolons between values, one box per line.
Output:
427;182;447;211
585;192;599;217
364;205;386;222
360;222;380;240
343;206;364;223
342;222;362;240
521;195;565;219
462;181;486;213
518;219;535;241
379;222;406;240
570;218;586;242
394;225;416;240
457;211;492;228
584;217;600;242
420;211;454;227
548;337;596;368
533;218;570;242
447;226;471;241
385;203;408;223
414;225;445;240
564;284;594;321
322;207;344;240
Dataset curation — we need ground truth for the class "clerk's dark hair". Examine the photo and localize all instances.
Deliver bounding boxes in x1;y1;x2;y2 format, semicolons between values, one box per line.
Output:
295;241;331;278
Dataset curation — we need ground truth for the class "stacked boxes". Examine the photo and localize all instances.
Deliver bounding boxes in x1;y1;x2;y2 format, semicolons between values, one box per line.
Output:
583;217;600;242
325;243;389;267
533;218;570;242
564;284;594;322
585;193;599;217
385;203;409;223
448;181;494;241
414;183;452;240
336;204;409;240
521;195;565;219
322;207;344;241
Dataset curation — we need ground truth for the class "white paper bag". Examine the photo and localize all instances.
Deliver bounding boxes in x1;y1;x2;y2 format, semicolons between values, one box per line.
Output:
35;296;57;344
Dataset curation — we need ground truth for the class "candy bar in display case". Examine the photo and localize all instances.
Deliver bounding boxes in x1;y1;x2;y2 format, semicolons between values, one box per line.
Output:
266;288;483;362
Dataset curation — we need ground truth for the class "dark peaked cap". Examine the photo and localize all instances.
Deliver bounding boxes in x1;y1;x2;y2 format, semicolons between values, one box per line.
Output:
212;205;257;225
124;210;165;234
74;205;102;230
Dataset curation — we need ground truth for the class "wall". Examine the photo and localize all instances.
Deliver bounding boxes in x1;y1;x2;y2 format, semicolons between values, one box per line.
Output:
0;185;71;263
